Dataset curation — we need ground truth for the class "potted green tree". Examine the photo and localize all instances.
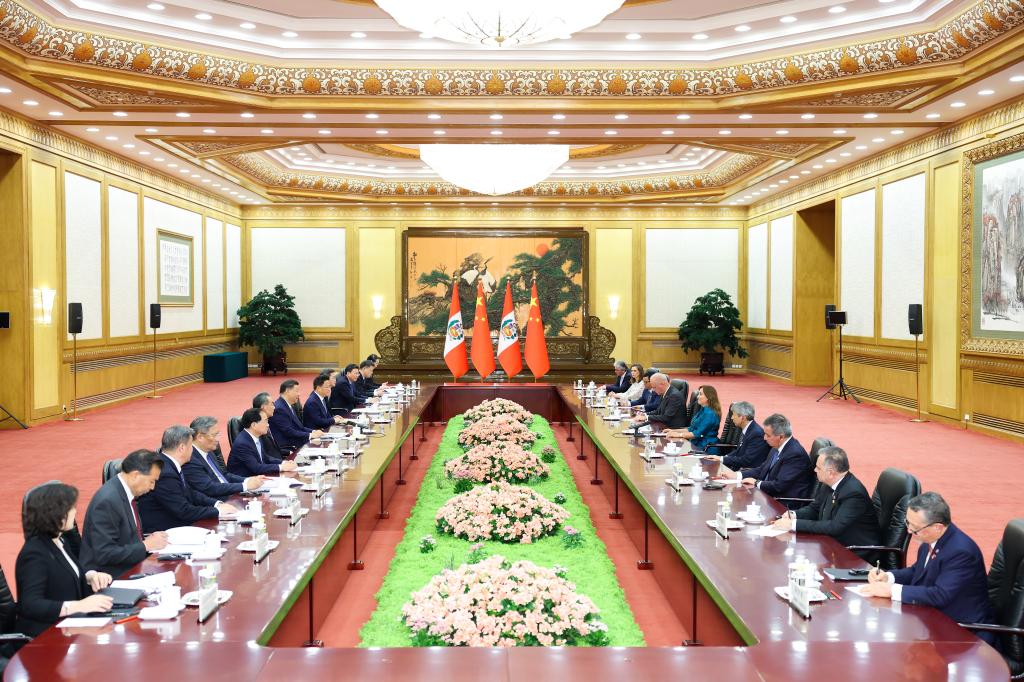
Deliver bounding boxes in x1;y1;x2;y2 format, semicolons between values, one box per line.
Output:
677;288;748;375
237;284;304;375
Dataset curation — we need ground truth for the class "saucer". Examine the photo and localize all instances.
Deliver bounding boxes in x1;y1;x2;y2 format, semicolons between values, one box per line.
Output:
774;586;827;602
181;590;233;607
237;540;280;552
273;508;309;518
705;519;745;530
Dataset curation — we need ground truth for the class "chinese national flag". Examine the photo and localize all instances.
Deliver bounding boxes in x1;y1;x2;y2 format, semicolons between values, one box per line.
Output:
443;278;469;380
497;281;522;378
470;281;496;380
524;280;550;379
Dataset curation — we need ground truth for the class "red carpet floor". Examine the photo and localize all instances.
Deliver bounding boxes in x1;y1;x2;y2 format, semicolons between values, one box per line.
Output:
0;372;1020;599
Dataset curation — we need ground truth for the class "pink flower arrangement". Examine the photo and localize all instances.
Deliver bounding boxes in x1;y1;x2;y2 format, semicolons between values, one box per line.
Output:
457;415;538;450
402;555;610;647
463;398;534;425
445;442;549;484
435;481;569;544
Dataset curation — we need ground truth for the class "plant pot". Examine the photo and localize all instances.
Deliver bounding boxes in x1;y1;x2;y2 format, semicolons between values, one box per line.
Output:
261;351;288;376
699;351;724;376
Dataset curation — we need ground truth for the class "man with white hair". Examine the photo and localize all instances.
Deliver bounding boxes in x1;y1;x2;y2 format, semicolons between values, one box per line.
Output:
630;373;687;429
605;360;630;393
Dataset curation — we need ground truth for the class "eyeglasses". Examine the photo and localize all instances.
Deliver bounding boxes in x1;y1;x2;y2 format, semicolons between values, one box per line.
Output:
906;521;937;536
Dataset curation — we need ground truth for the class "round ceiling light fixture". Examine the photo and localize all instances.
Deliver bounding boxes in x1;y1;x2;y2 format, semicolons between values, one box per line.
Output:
374;0;626;47
420;144;569;195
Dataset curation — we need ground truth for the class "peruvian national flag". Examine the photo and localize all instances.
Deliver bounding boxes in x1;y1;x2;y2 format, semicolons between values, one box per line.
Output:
443;278;469;380
524;279;550;379
497;281;522;378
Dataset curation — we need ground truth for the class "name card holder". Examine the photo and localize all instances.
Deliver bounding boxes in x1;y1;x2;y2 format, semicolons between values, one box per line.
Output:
714;511;730;540
197;584;219;623
788;578;812;619
288;497;303;525
253;529;271;564
315;471;330;498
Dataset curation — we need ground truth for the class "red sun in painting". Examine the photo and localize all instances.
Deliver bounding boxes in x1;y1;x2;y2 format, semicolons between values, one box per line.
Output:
536;243;550;257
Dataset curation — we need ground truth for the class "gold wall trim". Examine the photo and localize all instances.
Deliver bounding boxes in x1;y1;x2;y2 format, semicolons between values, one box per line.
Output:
973;371;1024;388
961;355;1024;376
61;335;237;363
66;341;235;372
75;372;203;409
845;353;918;373
241;204;749;220
0;0;1022;99
748;341;793;354
847;384;918;409
750;98;1024;215
0;109;239;214
973;412;1024;436
749;365;792;379
840;342;928;364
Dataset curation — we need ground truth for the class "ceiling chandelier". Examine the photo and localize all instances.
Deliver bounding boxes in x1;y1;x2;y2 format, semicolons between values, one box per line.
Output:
420;144;570;195
374;0;626;48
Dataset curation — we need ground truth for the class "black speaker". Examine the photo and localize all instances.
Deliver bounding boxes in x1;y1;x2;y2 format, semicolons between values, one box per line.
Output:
908;304;923;336
825;304;836;330
149;303;162;330
0;311;9;329
826;310;848;326
68;302;83;335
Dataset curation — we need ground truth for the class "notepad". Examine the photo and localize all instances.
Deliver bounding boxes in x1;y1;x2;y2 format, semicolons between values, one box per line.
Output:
753;527;789;538
57;617;111;628
111;570;176;593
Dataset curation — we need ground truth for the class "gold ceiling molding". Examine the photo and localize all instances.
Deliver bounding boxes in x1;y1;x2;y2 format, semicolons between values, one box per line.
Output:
0;108;240;214
49;80;214;107
749;96;1024;216
241;203;747;221
341;142;645;160
785;87;928;109
338;0;666;5
165;138;306;159
0;0;1022;99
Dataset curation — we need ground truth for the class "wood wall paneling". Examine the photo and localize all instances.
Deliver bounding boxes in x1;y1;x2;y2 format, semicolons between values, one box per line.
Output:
0;151;28;428
792;204;836;386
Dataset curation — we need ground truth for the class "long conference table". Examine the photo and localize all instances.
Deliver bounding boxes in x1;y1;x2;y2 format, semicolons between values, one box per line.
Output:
7;383;1008;680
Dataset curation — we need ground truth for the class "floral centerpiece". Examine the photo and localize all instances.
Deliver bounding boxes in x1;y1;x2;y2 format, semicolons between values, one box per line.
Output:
402;556;610;647
435;481;568;544
445;442;549;484
462;398;534;425
457;414;538;450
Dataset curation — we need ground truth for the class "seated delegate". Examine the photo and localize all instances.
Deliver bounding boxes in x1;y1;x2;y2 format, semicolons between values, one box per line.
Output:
16;483;114;637
617;363;645;404
270;379;324;450
719;413;814;509
229;408;298;477
629;373;688;429
303;374;344;431
185;416;265;501
665;385;721;451
702;401;770;471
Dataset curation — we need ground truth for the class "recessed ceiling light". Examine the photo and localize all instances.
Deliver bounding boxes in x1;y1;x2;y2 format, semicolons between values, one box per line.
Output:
801;170;811;174
167;163;177;168
86;127;99;132
658;159;667;163
692;33;708;40
552;113;566;120
155;157;165;162
950;101;966;108
779;179;789;184
122;143;135;149
240;112;254;118
195;13;212;20
491;130;503;135
825;158;837;163
48;111;63;117
926;112;941;119
104;135;118;141
489;113;504;120
718;130;731;135
890;129;904;135
978;89;995;96
365;113;379;119
261;129;274;134
738;114;753;120
548;130;560;135
800;113;815;120
604;130;617;135
829;5;846;13
855;145;867;150
625;33;641;40
240;22;256;29
350;32;367;38
833;129;847;134
661;130;674;135
282;31;298;38
839;152;851;157
147;2;164;9
112;110;128;117
780;15;797;23
318;129;331;135
812;164;824;169
676;113;691;120
769;184;778;188
22;100;38;106
789;175;799;179
427;113;441;120
872;137;885;143
289;146;301;151
614;113;629;120
302;113;316;119
734;24;751;32
176;112;190;118
433;130;446;135
178;169;189;174
776;129;789;135
190;174;199;178
0;87;10;94
139;151;150;156
863;113;878;119
202;128;216;134
1011;75;1024;83
375;129;388;134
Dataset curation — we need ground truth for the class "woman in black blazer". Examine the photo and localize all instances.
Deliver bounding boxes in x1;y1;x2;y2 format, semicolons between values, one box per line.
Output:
15;483;113;637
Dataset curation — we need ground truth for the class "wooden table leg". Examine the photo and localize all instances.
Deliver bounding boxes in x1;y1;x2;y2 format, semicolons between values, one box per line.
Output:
591;444;603;485
377;479;390;520
396;441;407;485
637;516;654;570
348;513;364;570
609;473;623;519
302;578;324;648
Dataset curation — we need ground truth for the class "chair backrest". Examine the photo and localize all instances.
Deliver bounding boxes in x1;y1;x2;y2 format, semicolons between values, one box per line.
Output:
718;403;741;447
683;390;698;427
227;416;242;445
803;437;835;500
101;458;123;484
871;468;921;570
987;519;1024;673
0;564;16;635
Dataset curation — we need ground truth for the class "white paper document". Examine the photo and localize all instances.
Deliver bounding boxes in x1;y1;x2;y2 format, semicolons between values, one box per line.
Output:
111;571;176;592
752;527;790;538
58;617;111;628
845;584;872;597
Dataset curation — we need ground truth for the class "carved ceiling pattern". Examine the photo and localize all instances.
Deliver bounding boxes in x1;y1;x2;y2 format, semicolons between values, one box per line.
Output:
798;87;923;108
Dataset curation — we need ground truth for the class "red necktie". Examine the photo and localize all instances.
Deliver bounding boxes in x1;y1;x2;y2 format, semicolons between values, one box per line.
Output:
130;497;143;540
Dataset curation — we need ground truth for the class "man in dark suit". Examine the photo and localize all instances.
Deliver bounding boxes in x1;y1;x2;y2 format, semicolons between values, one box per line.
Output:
254;392;288;460
365;354;382;391
725;413;815;509
863;492;995;642
137;426;237;533
605;360;631;393
229;408;298;477
630;373;688;429
628;368;661;413
185;416;265;501
79;450;167;578
707;401;770;470
355;360;385;401
772;446;881;562
304;375;343;430
330;363;366;415
269;379;324;450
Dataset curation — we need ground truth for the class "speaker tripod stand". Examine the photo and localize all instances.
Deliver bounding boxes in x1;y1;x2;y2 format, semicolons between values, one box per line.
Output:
817;321;861;403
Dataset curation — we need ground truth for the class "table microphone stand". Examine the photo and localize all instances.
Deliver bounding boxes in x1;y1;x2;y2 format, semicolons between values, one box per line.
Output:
66;331;84;420
817;323;860;403
910;333;926;423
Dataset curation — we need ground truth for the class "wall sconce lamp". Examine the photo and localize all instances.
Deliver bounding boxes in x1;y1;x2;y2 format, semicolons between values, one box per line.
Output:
608;294;620;320
371;295;384;319
34;288;57;325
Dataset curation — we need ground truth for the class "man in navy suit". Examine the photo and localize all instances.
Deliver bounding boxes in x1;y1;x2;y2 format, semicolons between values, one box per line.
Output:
230;408;298;477
605;360;631;393
330;363;366;414
138;425;237;533
355;360;386;401
269;379;324;450
706;401;770;470
863;492;995;643
304;374;343;430
627;368;661;413
185;416;265;501
722;413;814;509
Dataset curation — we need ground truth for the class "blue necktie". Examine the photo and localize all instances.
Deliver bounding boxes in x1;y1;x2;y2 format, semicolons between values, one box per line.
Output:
205;452;227;483
255;437;264;463
766;449;780;476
